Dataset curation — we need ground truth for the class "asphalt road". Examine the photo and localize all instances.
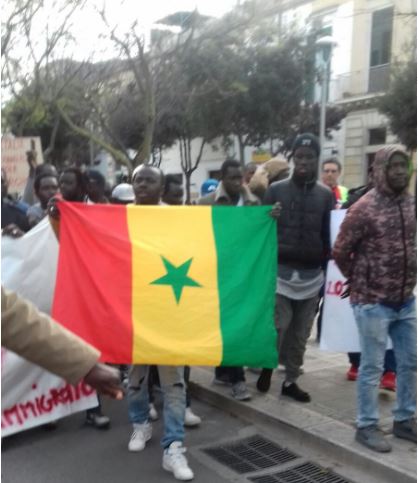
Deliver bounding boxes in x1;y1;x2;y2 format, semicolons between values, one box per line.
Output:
2;397;245;483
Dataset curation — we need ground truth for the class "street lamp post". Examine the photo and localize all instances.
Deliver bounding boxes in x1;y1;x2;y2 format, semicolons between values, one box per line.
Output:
315;36;337;170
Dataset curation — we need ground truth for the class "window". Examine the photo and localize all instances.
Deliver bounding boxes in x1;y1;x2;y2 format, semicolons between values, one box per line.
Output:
368;128;386;145
168;173;183;184
368;8;393;92
370;8;393;67
209;170;221;180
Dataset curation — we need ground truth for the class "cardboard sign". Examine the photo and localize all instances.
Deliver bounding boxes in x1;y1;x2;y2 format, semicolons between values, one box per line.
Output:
1;136;44;195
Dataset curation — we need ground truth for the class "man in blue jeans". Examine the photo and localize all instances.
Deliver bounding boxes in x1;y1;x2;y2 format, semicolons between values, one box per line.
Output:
334;145;416;453
128;165;193;481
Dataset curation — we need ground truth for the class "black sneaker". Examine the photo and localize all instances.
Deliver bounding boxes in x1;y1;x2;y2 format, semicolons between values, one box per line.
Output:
257;369;273;393
281;382;311;402
85;412;110;429
393;419;417;443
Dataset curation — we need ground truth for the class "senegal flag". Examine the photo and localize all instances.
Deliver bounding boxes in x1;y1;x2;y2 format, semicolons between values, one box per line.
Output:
52;202;278;368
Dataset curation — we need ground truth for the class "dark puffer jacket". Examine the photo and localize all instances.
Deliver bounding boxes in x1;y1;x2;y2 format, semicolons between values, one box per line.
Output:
264;178;333;270
333;145;416;305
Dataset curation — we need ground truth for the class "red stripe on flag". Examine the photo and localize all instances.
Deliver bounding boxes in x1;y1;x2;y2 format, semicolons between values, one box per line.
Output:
52;202;133;363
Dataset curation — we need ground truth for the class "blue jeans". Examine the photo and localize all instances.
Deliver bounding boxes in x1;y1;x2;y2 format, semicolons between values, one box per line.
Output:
352;300;416;428
128;365;186;448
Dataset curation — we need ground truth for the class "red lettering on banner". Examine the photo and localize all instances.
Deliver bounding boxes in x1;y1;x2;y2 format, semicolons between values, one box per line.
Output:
80;381;95;396
326;280;345;296
2;405;24;427
335;281;343;296
36;394;54;413
19;401;39;419
1;381;95;429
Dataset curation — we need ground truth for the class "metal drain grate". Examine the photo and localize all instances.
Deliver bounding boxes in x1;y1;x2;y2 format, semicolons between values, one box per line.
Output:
203;434;298;474
249;461;351;483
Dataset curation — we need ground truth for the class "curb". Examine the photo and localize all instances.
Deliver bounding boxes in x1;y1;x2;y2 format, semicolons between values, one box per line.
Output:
189;367;416;483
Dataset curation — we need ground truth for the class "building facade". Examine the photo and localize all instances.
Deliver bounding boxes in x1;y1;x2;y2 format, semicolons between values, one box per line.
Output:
279;0;416;187
160;0;416;197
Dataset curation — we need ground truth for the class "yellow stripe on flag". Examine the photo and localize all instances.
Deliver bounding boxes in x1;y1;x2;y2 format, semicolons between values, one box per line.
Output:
127;206;222;365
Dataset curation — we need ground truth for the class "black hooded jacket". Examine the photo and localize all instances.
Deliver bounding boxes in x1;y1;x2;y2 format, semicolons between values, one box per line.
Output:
264;177;333;270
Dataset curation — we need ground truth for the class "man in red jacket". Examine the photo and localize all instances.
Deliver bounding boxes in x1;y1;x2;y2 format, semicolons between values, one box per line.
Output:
333;146;416;453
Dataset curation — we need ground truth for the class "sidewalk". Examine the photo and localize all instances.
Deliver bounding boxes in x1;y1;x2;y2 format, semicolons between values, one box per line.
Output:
189;339;417;483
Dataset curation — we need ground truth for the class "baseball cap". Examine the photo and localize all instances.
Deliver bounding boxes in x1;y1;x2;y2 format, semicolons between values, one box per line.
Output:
201;179;219;196
111;183;135;202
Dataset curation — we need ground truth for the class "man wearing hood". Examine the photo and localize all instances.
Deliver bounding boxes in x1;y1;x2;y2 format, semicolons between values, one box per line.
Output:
257;133;333;402
334;146;416;453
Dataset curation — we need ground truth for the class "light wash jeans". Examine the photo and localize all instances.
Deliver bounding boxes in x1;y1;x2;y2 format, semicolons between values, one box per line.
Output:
352;299;416;428
128;365;186;448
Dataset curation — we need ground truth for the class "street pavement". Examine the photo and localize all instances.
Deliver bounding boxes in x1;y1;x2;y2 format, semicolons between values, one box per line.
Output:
2;340;416;483
2;398;239;483
190;338;417;483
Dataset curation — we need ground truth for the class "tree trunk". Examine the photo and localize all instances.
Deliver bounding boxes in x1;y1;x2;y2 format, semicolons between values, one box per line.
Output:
134;106;155;165
185;171;192;205
133;52;156;167
238;136;245;165
56;102;133;174
43;116;60;163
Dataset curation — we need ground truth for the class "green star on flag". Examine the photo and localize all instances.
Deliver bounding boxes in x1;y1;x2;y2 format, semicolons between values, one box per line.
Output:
151;256;202;303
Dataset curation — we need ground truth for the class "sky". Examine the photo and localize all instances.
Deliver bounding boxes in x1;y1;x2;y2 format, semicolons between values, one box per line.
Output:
3;0;240;65
65;0;240;61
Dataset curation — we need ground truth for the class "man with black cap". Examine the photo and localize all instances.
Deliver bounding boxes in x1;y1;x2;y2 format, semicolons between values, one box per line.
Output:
257;133;333;403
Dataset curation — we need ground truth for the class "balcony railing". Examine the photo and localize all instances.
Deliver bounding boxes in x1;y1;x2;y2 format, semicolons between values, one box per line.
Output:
328;70;365;101
328;64;391;102
368;64;390;93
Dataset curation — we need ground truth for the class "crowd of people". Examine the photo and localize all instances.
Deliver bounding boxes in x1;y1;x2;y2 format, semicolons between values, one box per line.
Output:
1;132;416;480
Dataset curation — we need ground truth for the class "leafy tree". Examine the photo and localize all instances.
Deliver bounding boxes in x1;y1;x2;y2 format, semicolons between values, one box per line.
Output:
272;103;347;156
379;57;417;150
155;39;229;202
2;58;94;167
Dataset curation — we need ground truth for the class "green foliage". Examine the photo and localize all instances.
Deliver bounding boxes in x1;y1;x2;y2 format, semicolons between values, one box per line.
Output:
278;103;347;154
2;1;349;171
379;58;417;150
2;60;94;166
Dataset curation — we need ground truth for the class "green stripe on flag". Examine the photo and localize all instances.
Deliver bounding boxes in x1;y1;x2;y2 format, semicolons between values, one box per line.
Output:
212;206;278;368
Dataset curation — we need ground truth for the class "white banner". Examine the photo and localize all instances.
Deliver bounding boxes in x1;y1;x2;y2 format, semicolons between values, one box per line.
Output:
330;209;347;247
1;349;98;437
2;219;98;436
320;260;361;351
1;217;59;313
320;210;391;352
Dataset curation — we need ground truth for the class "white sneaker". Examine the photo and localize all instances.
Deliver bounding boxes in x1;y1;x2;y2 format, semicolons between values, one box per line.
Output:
184;407;201;427
163;441;194;480
128;422;152;452
149;403;159;421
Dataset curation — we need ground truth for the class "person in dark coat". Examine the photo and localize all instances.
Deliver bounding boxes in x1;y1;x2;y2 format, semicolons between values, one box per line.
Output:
257;134;333;403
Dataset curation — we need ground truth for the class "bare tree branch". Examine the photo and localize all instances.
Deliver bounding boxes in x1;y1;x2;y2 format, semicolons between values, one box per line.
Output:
56;101;133;172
